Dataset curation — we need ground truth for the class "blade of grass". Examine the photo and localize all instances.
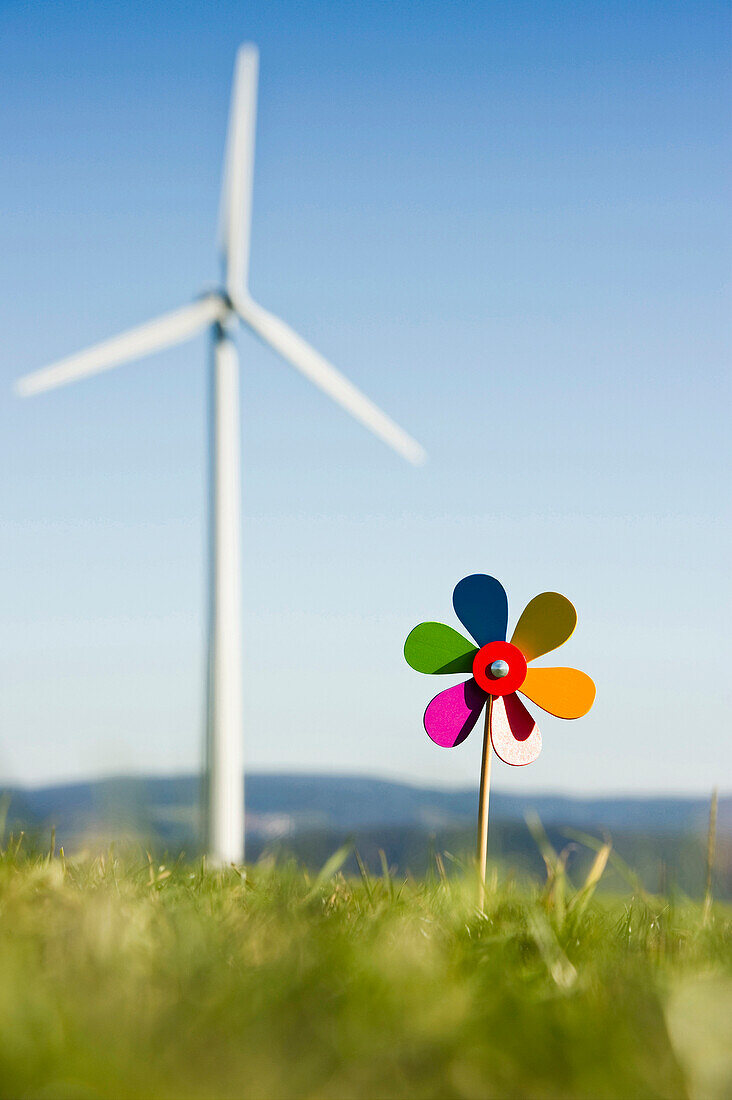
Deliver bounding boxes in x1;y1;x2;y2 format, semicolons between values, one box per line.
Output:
569;840;611;919
354;849;374;905
563;827;652;902
703;787;718;926
303;841;354;903
526;812;567;925
0;793;10;852
379;849;395;901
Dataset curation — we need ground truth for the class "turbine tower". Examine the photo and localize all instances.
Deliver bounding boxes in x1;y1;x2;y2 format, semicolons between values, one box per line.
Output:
14;44;426;865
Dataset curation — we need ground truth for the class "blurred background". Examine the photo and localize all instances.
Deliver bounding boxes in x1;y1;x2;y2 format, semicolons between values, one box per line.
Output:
1;1;729;884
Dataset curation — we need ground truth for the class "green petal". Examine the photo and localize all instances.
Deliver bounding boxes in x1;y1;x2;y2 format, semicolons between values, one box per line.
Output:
404;622;478;674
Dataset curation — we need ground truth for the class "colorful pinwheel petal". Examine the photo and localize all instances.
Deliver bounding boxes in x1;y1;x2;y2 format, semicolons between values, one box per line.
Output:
404;574;595;766
423;678;486;747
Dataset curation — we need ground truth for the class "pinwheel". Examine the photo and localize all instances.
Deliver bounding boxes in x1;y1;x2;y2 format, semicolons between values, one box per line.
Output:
404;574;595;900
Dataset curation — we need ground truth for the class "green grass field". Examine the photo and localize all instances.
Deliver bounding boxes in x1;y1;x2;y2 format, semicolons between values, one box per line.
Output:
0;835;730;1100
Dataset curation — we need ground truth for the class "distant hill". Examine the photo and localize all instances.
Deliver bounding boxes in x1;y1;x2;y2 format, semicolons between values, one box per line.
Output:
3;771;726;836
2;773;728;897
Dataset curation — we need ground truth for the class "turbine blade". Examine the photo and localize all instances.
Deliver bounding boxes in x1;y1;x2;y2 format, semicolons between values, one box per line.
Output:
15;296;226;397
235;296;427;465
218;43;258;298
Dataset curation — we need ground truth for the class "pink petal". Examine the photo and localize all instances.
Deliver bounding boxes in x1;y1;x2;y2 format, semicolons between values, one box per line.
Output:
423;678;486;748
490;692;542;766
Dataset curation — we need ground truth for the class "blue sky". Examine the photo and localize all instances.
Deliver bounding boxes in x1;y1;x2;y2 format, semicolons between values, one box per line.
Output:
1;0;729;794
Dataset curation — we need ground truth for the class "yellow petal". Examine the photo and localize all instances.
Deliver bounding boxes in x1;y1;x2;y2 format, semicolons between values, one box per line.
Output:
519;667;596;719
511;592;577;661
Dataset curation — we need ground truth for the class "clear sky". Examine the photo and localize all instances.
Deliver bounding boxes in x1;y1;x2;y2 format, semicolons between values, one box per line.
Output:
1;0;729;795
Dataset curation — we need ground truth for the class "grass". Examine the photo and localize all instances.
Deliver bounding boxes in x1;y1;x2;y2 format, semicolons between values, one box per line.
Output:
0;834;730;1099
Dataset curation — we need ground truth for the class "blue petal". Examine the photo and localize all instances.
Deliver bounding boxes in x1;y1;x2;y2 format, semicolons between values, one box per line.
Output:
452;574;508;647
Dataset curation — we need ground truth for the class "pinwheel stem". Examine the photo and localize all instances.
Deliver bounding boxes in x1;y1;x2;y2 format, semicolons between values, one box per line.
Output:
477;697;493;909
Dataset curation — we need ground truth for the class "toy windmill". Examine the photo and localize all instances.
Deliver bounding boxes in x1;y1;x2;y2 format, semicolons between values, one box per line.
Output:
405;574;595;903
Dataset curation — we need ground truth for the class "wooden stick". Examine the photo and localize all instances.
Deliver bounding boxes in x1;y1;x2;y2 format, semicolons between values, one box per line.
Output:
477;697;493;909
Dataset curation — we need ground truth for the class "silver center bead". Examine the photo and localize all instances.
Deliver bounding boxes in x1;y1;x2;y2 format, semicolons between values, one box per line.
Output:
490;659;510;679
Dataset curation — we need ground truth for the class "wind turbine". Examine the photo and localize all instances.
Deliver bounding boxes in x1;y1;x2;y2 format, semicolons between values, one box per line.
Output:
14;44;426;865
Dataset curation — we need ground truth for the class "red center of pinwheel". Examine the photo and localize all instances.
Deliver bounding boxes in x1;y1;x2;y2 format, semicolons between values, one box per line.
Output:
472;641;527;696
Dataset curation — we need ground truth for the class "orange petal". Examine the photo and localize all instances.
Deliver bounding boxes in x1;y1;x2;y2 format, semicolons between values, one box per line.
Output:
510;592;577;661
519;667;596;719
